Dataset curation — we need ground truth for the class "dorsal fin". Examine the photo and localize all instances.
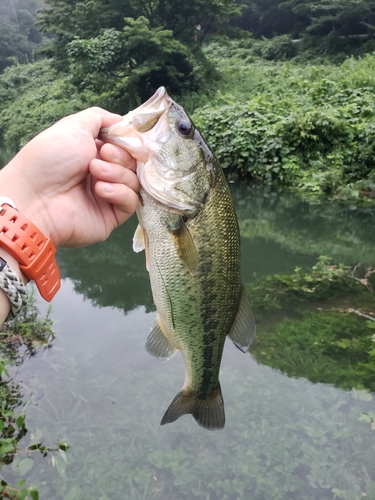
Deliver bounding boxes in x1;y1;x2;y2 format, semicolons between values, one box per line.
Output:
228;286;256;352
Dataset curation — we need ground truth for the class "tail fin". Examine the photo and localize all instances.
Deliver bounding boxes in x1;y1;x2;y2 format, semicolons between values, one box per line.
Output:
160;383;225;430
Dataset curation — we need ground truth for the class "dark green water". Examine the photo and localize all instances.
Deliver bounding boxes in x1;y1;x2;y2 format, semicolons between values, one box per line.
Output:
5;185;375;500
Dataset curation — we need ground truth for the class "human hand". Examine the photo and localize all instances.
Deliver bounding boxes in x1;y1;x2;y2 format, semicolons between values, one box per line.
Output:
0;107;139;248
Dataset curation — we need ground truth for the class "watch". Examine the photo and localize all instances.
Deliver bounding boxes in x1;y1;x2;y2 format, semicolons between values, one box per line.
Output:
0;198;60;301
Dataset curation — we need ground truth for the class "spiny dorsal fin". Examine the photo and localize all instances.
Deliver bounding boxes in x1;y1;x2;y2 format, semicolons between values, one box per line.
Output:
145;316;177;360
169;218;198;276
228;286;256;353
160;383;225;430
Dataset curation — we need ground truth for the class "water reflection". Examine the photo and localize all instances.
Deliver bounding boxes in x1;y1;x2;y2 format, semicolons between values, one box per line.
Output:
58;184;375;311
57;215;154;314
5;185;375;500
235;185;375;267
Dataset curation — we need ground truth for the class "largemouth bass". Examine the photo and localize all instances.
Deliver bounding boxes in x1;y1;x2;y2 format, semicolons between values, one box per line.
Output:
100;87;255;430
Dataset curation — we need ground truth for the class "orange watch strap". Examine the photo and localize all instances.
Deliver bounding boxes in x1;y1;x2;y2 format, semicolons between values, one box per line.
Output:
0;202;60;301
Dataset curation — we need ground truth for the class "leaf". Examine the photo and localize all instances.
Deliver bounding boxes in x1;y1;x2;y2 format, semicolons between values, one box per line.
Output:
29;427;43;445
359;413;372;423
353;390;373;402
54;453;67;475
18;456;34;476
1;441;16;454
16;414;25;429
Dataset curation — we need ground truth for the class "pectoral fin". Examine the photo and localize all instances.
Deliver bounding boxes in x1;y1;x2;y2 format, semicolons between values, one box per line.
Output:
169;218;198;276
228;286;256;352
133;224;145;252
145;316;178;360
133;224;150;272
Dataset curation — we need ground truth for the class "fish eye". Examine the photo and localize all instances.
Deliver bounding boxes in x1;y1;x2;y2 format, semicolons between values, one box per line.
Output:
177;119;193;137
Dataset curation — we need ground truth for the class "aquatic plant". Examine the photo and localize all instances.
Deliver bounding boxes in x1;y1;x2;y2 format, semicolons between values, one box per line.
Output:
0;291;67;499
247;257;375;392
246;256;361;312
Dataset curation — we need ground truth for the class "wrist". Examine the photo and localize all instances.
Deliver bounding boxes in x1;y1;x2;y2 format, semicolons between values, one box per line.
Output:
0;198;60;302
0;160;54;244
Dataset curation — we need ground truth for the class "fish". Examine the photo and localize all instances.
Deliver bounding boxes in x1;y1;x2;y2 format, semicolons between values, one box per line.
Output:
99;87;256;430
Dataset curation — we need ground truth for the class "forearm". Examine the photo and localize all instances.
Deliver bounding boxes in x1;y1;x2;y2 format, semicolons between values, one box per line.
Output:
0;166;47;327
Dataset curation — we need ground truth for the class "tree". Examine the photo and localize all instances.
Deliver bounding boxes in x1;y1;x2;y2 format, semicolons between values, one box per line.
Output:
0;0;44;72
284;0;375;37
37;0;235;108
66;17;201;112
39;0;243;42
129;0;243;41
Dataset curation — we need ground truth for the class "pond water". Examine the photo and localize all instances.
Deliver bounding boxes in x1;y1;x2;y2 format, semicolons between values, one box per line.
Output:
5;185;375;500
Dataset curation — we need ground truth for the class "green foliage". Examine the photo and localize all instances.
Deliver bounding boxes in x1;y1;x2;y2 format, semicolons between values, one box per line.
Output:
66;17;203;112
193;49;375;198
0;290;55;367
0;0;45;73
252;34;298;60
39;0;243;42
36;0;236;111
0;291;68;500
297;0;375;37
251;308;375;392
246;256;355;312
0;60;95;151
246;257;375;392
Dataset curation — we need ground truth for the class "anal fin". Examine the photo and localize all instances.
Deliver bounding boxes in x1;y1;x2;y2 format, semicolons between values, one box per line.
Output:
228;286;256;352
145;316;177;360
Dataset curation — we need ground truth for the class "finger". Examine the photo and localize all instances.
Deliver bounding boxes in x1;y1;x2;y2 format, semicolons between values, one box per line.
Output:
94;182;140;222
99;143;137;172
60;107;123;139
90;159;140;193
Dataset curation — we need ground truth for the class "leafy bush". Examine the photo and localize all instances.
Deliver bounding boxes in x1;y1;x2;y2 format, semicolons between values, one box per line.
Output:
252;35;298;60
0;60;95;150
193;52;375;197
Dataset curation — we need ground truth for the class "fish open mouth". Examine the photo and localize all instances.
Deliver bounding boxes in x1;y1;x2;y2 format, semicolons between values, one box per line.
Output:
98;87;171;142
135;86;168;114
98;87;171;155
